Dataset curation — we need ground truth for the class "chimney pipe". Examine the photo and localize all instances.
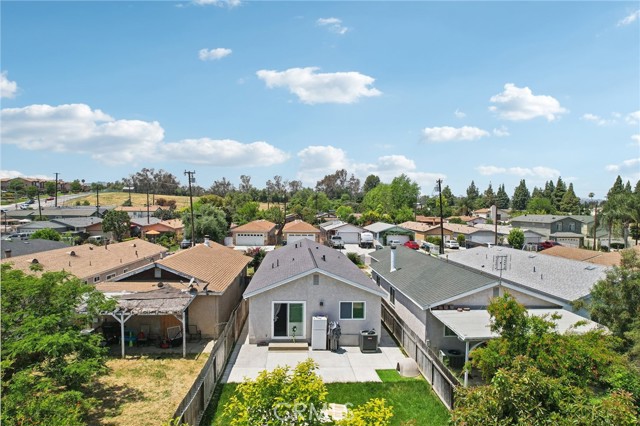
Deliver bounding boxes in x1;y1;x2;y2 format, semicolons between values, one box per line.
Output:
390;244;397;272
204;235;210;247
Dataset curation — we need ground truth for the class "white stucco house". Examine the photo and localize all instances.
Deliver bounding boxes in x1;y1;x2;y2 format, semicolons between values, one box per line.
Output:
244;239;385;346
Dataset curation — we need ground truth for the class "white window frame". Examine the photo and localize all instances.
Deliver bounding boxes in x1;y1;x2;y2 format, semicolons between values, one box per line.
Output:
271;301;306;340
339;301;366;320
93;276;100;283
106;272;116;280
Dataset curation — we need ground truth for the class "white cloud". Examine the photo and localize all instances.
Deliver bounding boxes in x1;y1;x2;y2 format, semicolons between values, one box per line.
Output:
422;126;490;142
0;170;52;180
477;165;561;180
1;103;288;168
193;0;240;7
198;47;232;61
317;17;349;35
493;126;510;137
1;71;18;99
617;10;640;27
632;134;640;145
454;109;466;119
606;158;640;173
626;110;640;125
581;113;616;126
295;146;444;192
161;139;289;166
256;67;381;104
489;83;567;121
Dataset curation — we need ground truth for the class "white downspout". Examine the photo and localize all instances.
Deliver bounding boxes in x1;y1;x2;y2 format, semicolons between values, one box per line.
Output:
464;340;470;387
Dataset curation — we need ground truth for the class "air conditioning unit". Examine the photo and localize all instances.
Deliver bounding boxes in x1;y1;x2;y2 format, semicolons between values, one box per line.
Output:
360;330;378;353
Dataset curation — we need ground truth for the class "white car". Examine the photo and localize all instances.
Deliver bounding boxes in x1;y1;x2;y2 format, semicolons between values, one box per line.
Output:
445;240;460;249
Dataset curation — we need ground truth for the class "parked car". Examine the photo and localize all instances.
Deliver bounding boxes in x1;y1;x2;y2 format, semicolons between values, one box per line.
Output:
445;240;460;249
403;240;420;250
25;199;35;204
180;239;192;249
45;196;55;201
329;235;344;249
359;232;374;248
538;240;561;250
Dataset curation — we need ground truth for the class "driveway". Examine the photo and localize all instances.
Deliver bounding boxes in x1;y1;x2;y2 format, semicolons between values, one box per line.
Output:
223;324;407;384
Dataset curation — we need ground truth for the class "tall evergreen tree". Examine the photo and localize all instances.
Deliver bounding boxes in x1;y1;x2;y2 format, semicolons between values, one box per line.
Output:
481;183;496;208
362;174;380;194
512;180;530;211
543;180;555;202
607;175;625;199
553;177;567;210
466;180;480;202
531;186;544;198
442;186;455;206
495;184;510;209
560;183;581;214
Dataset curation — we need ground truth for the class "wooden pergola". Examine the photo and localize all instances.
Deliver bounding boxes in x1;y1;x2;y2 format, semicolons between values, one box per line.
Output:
108;287;196;358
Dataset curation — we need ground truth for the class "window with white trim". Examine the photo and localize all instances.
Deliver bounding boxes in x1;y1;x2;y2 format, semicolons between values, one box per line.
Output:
557;223;562;232
569;222;575;232
340;302;365;320
93;276;100;283
106;273;116;280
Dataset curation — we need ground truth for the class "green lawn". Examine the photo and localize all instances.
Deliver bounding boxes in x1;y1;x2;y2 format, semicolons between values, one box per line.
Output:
205;371;450;426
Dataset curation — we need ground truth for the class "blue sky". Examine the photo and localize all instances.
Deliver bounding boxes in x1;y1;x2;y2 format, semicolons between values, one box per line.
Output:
1;1;639;199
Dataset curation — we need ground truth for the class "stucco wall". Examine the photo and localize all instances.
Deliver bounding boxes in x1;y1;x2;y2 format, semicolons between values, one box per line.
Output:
246;273;381;346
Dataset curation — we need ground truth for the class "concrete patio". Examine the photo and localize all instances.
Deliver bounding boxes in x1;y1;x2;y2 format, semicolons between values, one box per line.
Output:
223;324;407;383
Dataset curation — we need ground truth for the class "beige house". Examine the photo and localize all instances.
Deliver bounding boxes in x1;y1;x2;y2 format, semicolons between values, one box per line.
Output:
282;219;320;244
98;240;251;340
2;238;167;284
231;219;277;246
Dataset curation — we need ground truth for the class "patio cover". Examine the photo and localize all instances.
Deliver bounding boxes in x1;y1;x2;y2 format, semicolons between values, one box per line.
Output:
431;308;604;342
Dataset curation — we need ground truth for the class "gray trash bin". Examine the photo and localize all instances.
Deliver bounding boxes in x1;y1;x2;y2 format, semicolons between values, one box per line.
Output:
359;329;378;353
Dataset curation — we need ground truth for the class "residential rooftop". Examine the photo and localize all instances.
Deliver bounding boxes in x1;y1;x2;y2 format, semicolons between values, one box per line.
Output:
282;219;319;233
232;219;277;233
1;239;69;259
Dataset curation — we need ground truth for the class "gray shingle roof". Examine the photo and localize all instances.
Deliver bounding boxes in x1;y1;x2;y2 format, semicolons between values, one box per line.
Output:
51;217;103;228
17;221;68;232
1;239;69;259
441;246;607;302
244;238;384;298
369;247;497;309
364;222;397;233
511;215;567;224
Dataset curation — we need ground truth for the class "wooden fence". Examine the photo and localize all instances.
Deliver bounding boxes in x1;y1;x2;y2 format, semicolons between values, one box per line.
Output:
172;299;248;425
381;300;459;409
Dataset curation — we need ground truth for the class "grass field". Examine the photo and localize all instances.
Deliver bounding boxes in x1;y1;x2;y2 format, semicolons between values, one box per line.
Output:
72;192;196;210
88;354;208;426
206;370;450;426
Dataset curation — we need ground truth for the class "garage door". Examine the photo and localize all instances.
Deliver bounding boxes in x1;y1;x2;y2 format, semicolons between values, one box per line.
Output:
236;233;264;246
386;234;410;244
556;238;579;248
287;234;316;244
337;232;360;244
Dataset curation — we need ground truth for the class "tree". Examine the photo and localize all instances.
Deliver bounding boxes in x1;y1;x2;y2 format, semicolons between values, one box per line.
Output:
260;206;284;225
1;265;116;425
392;206;415;224
441;185;455;207
480;183;496;209
70;179;83;192
608;175;626;199
336;398;393;426
560;182;581;214
7;179;24;197
495;184;510;209
552;177;567;210
182;204;228;243
511;179;530;210
336;205;354;221
238;175;254;194
209;177;235;197
389;174;420;211
590;249;640;352
466;180;479;203
101;210;131;242
234;201;260;225
30;228;61;241
363;174;380;194
45;181;57;196
526;196;555;214
25;185;38;200
244;247;266;270
507;228;525;248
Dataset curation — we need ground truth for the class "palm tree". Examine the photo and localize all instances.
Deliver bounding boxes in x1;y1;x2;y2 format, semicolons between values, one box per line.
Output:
599;202;620;250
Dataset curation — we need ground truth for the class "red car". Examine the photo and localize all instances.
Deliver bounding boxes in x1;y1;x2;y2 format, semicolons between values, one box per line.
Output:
404;240;420;250
538;240;561;250
45;197;55;201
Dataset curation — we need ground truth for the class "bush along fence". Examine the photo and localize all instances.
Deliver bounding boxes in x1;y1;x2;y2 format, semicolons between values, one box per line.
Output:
172;299;248;425
381;300;459;409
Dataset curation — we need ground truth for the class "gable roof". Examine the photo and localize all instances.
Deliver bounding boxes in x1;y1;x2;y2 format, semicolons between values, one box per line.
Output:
160;218;184;230
364;222;399;233
1;239;69;259
114;205;163;212
2;238;167;280
153;242;250;293
283;220;320;233
232;219;277;233
244;238;384;298
130;217;163;227
51;217;103;228
398;221;433;232
17;221;68;232
441;246;607;302
542;245;640;267
369;247;497;309
510;215;568;224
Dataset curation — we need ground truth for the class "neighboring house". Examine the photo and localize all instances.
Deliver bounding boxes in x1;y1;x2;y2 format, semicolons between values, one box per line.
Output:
542;245;640;267
50;217;104;237
282;220;320;244
464;224;545;247
0;177;47;191
398;221;440;242
16;220;68;235
114;205;163;218
415;216;442;226
244;239;385;345
370;246;604;385
97;239;250;339
1;239;68;259
364;222;412;244
231;219;278;246
473;207;512;222
447;216;487;226
2;238;168;283
319;221;365;244
510;215;587;247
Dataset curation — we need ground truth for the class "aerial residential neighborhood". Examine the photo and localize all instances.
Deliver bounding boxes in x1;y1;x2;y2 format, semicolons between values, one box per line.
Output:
1;1;639;425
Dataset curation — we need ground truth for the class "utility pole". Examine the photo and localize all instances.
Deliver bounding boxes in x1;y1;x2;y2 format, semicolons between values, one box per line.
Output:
437;179;445;255
95;184;100;216
593;201;598;251
36;182;43;219
184;170;196;247
54;172;60;207
146;186;150;225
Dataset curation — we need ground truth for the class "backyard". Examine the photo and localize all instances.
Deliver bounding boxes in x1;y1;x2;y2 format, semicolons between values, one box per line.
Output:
206;369;450;426
88;354;208;426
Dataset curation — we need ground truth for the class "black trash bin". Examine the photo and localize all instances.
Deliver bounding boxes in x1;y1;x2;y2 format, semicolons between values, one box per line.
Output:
359;329;378;353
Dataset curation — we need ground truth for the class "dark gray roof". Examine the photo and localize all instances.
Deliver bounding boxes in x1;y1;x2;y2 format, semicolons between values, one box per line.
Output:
369;247;497;309
364;222;398;233
441;246;607;302
51;217;103;228
1;239;69;259
510;215;567;224
17;221;67;232
130;217;162;226
245;238;384;298
550;232;584;238
569;215;595;224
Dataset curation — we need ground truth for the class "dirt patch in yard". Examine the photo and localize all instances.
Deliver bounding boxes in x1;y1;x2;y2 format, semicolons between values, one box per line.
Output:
89;354;208;426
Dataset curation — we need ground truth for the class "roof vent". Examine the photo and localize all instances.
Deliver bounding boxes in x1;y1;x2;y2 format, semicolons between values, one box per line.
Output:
89;246;93;250
69;251;76;257
31;258;39;264
322;254;326;261
157;282;164;287
585;265;597;271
